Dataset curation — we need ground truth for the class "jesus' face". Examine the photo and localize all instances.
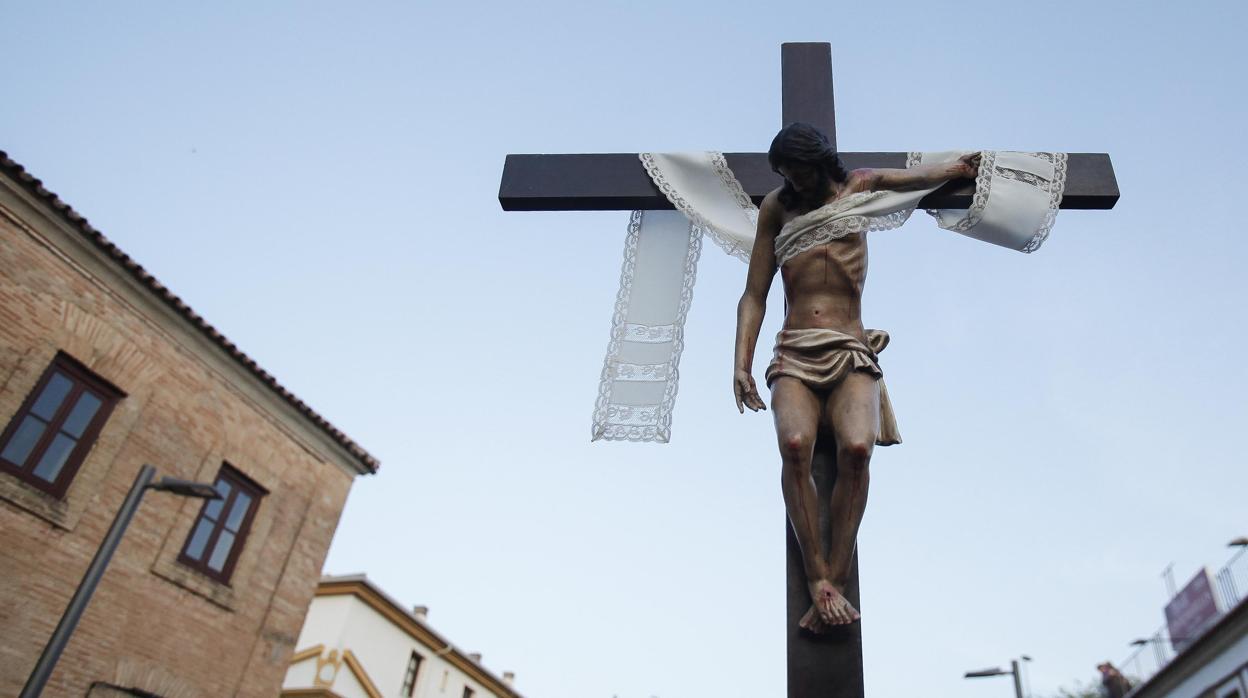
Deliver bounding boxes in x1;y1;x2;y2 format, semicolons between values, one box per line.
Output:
777;162;832;208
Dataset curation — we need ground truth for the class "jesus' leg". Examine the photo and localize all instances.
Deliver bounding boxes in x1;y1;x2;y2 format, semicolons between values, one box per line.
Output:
770;377;842;629
821;370;881;624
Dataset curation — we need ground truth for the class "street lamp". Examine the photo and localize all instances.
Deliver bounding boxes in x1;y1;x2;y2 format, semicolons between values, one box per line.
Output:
1129;635;1189;673
148;476;221;499
964;657;1030;698
20;464;221;698
1130;637;1191;646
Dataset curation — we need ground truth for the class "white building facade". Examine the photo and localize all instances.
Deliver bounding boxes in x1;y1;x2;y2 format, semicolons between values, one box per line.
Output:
1126;551;1248;698
283;575;522;698
1127;600;1248;698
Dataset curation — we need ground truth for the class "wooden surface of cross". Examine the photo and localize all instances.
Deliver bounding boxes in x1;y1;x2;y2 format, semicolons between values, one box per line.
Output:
497;43;1119;697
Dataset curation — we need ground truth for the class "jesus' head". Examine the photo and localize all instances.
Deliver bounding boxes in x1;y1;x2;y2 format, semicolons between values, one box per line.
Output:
768;122;849;211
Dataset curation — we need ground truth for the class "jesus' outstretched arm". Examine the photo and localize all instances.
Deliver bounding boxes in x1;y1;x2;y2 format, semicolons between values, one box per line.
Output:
864;152;981;191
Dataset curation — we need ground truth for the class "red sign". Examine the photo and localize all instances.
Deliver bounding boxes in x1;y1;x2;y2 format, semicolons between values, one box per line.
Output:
1165;568;1225;652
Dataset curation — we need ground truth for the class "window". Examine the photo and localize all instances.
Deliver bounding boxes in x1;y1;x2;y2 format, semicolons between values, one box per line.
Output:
401;652;423;697
0;353;123;498
1216;676;1246;698
177;464;264;584
462;687;475;698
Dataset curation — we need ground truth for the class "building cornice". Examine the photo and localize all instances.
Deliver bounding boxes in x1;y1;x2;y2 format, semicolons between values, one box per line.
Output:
0;150;378;475
316;577;524;698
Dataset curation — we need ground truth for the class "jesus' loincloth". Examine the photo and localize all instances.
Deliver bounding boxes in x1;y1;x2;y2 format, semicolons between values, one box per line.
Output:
764;328;902;446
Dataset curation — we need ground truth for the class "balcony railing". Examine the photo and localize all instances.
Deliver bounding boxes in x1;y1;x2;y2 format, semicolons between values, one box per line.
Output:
1118;547;1248;686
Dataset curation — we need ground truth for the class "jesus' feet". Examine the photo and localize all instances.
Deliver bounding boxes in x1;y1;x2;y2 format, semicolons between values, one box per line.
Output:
798;605;829;633
806;578;860;628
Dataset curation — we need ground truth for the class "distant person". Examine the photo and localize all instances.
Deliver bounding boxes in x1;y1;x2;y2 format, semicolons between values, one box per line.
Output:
1098;661;1132;698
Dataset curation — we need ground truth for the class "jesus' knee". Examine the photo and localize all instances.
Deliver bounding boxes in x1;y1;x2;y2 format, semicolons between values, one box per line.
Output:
836;440;873;473
778;431;813;464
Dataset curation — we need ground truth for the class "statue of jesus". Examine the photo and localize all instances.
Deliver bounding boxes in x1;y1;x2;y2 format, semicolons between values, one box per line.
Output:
734;123;981;633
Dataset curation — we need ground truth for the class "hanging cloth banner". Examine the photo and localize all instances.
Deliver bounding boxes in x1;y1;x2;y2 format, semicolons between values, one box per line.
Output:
589;152;755;442
591;150;1067;443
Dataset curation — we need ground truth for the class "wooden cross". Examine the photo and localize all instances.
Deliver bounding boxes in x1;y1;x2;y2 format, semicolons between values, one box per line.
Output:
498;43;1119;697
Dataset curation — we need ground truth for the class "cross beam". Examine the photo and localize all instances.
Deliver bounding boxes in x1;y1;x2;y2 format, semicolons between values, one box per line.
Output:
497;42;1118;698
498;151;1119;211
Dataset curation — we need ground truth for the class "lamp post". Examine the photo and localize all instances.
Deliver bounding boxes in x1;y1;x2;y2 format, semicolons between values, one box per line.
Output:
1229;537;1248;567
965;656;1030;698
1131;636;1192;670
20;464;221;698
1130;637;1192;646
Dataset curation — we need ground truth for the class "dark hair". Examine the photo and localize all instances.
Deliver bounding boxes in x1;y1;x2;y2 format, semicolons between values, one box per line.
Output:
768;122;849;210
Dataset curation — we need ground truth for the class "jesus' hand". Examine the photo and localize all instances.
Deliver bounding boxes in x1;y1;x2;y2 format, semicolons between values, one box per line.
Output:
734;369;767;413
957;152;982;179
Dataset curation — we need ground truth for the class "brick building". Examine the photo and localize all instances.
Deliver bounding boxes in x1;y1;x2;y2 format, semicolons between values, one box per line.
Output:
0;151;379;697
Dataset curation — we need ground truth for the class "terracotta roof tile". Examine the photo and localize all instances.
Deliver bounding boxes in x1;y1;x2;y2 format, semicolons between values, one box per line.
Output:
0;150;379;474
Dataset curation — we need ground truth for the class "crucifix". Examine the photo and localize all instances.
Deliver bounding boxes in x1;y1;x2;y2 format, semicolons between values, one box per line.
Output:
498;43;1118;697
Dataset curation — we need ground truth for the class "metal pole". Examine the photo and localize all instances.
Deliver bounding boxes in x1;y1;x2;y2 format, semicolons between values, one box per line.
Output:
1011;659;1024;698
20;464;156;698
1162;562;1177;598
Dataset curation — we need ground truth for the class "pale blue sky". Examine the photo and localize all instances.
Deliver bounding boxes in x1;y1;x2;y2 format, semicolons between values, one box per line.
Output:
4;1;1246;696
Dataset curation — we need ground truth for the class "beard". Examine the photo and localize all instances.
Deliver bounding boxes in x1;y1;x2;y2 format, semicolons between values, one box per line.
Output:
796;169;834;210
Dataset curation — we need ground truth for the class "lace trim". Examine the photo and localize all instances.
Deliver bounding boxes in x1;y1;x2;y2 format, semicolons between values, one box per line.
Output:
591;210;703;442
709;151;760;230
911;151;996;232
777;191;883;238
612;362;670;382
996;167;1049;188
1020;152;1067;253
661;216;704;440
639;152;752;263
592;209;642;441
621;322;676;343
604;404;661;427
776;209;914;267
909;151;1067;253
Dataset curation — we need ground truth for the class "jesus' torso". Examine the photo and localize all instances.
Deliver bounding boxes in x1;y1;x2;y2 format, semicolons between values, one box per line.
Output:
774;169;875;340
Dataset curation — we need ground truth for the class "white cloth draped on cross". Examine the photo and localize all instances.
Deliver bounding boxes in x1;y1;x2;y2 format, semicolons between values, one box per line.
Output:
591;150;1069;442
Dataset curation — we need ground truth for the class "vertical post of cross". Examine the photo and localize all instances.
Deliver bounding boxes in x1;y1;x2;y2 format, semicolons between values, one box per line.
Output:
782;42;838;139
780;42;866;698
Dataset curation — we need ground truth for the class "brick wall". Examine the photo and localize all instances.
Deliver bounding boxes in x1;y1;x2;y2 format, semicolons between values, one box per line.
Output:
0;182;364;696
